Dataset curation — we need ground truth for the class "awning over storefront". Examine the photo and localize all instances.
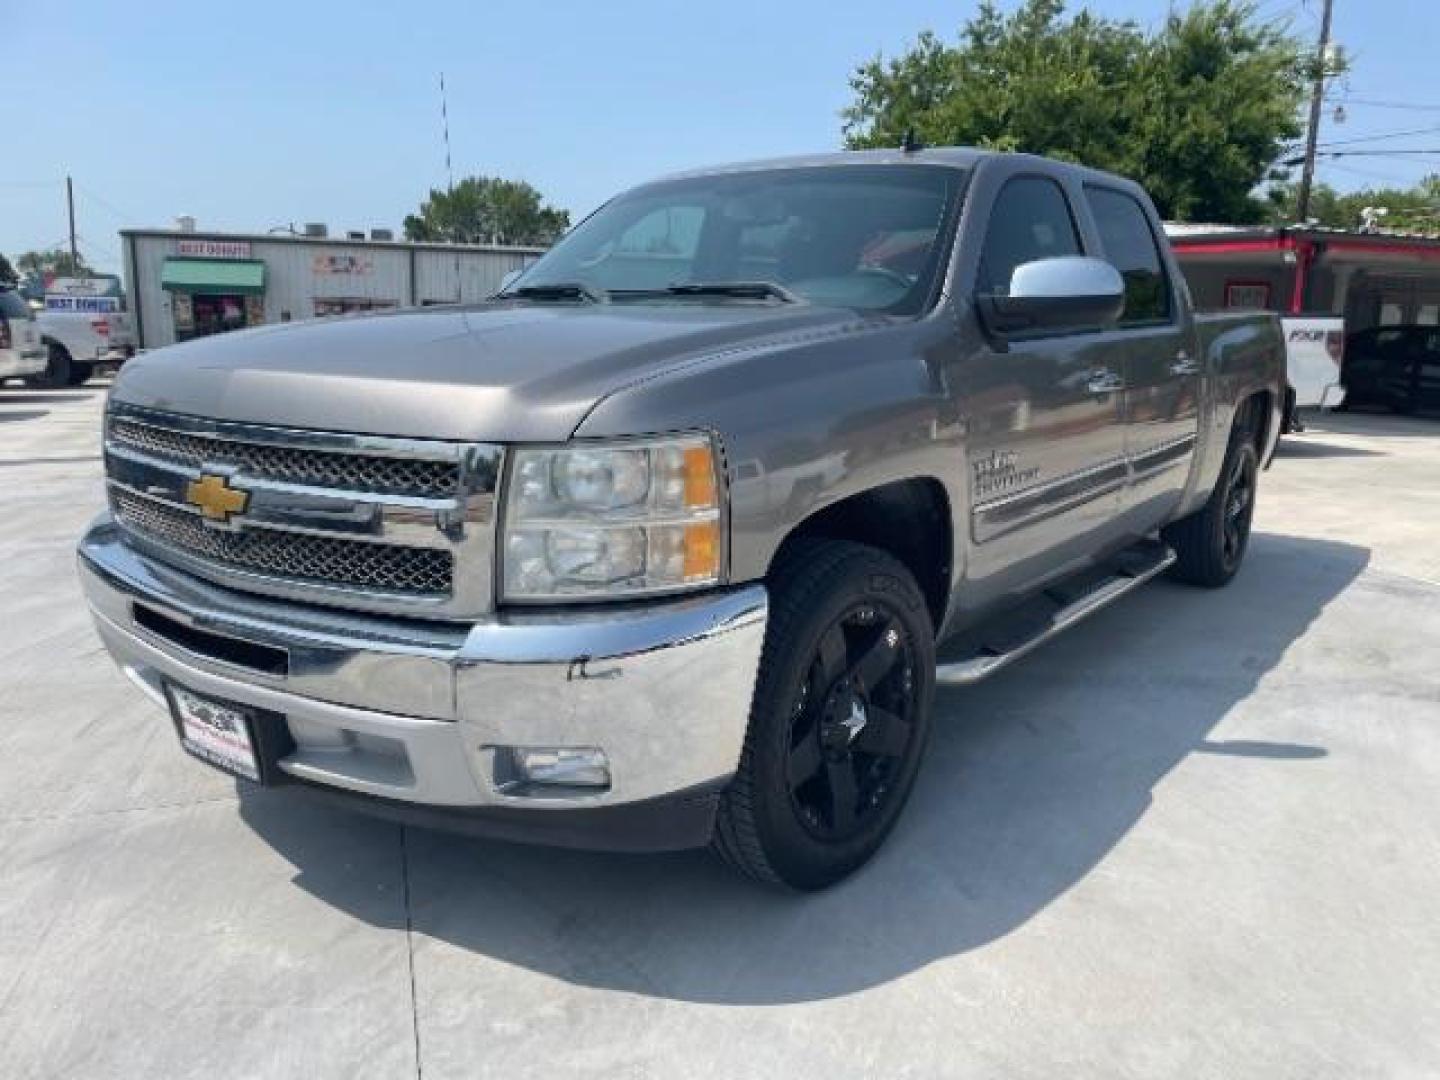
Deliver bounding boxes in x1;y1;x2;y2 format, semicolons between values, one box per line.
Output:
160;258;266;295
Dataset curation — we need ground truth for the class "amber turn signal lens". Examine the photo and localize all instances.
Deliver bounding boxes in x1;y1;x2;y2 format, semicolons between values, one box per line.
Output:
683;445;718;509
682;520;720;580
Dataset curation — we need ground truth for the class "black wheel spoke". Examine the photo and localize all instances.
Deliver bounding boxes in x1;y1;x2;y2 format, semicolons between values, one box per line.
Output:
787;729;823;789
816;624;849;686
825;758;859;832
849;618;903;692
854;704;909;757
785;599;920;843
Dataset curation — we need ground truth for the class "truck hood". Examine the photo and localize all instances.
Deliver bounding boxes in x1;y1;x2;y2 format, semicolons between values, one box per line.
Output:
112;301;861;443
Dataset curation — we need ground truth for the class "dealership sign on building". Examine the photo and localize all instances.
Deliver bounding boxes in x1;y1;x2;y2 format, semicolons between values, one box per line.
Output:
44;276;122;312
177;238;252;259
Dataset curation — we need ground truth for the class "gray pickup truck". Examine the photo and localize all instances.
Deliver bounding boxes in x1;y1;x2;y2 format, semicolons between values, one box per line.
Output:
79;149;1283;889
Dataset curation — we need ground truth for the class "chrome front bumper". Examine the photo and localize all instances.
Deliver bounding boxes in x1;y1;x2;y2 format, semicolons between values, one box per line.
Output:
78;515;767;850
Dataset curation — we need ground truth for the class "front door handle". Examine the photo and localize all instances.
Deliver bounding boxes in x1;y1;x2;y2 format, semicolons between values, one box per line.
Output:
1169;351;1200;377
1087;369;1126;395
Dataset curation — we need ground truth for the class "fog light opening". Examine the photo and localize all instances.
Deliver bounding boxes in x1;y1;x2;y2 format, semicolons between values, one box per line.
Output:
496;746;612;795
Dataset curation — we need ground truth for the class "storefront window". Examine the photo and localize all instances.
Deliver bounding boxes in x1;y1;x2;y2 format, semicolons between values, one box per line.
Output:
313;297;398;317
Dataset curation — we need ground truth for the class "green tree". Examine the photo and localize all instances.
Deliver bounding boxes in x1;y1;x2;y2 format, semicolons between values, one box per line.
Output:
403;176;570;246
843;0;1307;223
0;254;17;286
15;248;95;279
1265;175;1440;230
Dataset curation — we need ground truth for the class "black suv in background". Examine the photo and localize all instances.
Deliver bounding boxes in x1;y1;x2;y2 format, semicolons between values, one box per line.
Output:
1342;325;1440;414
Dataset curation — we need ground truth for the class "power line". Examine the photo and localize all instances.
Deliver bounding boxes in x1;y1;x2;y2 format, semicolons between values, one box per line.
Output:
72;182;140;225
1284;148;1440;165
75;233;121;264
1318;159;1412;183
1316;123;1440;150
1334;96;1440;113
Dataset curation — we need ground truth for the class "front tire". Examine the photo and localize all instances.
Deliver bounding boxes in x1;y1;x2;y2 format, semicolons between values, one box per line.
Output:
64;361;94;387
1163;416;1260;588
713;539;935;890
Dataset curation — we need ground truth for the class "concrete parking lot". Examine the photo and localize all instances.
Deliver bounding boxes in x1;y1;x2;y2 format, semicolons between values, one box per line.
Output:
1;384;1437;1079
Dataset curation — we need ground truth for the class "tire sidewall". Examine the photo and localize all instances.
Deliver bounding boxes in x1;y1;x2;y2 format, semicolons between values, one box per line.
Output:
1213;440;1259;579
749;550;936;889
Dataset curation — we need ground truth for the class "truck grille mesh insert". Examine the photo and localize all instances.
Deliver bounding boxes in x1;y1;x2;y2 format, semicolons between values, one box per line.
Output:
109;418;460;498
111;490;454;596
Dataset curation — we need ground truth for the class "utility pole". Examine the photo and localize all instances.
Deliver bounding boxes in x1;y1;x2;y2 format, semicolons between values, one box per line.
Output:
1295;0;1335;224
66;174;79;272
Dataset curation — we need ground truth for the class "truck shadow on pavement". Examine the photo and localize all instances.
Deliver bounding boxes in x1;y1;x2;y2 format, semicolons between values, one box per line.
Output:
238;531;1368;1005
1273;439;1383;459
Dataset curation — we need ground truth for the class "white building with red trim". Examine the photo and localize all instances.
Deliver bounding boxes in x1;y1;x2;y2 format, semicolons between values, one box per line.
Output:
1165;223;1440;329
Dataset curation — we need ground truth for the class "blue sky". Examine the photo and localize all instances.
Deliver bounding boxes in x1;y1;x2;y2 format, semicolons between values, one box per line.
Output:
8;0;1439;275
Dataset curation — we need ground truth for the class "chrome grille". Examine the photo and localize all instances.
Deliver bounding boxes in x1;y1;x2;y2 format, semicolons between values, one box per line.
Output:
109;417;461;498
112;490;454;596
103;404;501;618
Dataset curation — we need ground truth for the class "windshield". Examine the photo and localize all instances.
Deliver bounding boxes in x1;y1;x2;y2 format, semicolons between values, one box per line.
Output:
511;165;964;314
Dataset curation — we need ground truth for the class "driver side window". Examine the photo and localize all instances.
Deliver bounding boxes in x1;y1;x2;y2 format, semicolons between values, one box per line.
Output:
978;176;1082;295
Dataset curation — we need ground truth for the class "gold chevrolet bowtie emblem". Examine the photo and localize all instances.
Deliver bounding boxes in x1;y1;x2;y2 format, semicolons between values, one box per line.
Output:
185;473;249;523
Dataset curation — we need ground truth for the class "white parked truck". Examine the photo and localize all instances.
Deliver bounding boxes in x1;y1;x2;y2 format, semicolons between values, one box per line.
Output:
1281;315;1346;430
32;305;137;388
1;288;46;382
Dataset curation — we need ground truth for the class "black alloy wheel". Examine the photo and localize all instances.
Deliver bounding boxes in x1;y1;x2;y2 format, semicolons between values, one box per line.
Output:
786;604;919;841
1220;445;1257;573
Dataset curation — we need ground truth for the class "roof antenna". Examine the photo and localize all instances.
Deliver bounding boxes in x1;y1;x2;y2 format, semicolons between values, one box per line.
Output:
901;127;924;153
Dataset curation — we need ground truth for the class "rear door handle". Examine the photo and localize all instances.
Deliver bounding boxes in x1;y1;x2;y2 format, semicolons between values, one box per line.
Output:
1169;351;1200;377
1087;369;1126;395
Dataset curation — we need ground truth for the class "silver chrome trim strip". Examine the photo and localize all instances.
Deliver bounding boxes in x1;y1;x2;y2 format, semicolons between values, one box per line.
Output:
108;400;478;463
972;430;1200;543
1129;432;1198;474
974;454;1130;516
104;441;466;515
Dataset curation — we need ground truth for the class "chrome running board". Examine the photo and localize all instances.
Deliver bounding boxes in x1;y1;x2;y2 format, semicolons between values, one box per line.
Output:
934;537;1177;686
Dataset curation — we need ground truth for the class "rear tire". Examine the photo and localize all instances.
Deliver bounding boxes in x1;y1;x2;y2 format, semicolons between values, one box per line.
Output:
1163;409;1260;588
712;539;936;890
64;361;94;387
26;342;73;390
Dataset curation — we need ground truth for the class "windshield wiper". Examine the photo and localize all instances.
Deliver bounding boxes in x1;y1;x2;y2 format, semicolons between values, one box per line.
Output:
502;282;608;303
662;281;799;303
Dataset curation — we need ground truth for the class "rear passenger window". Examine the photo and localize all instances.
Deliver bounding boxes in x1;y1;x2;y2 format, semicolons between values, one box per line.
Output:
1085;186;1172;324
978;177;1081;295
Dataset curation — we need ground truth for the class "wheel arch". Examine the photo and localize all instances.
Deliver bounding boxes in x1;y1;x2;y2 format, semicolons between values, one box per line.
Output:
765;477;953;630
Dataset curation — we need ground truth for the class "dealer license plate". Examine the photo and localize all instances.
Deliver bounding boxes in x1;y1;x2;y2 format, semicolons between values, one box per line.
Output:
166;684;261;782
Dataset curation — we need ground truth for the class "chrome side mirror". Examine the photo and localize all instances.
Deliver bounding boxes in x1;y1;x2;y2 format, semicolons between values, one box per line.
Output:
979;255;1125;335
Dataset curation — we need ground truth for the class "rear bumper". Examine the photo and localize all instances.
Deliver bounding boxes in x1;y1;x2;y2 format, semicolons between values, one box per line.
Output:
78;516;768;851
0;347;46;378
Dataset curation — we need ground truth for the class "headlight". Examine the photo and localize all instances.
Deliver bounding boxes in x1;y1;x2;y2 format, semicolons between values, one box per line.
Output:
501;434;723;601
